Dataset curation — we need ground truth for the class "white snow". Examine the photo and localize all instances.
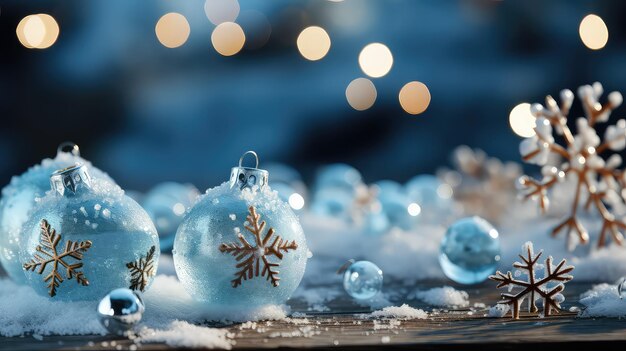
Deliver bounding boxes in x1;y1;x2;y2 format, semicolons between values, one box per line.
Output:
487;304;510;318
138;320;232;349
409;286;469;308
366;304;428;319
578;282;626;318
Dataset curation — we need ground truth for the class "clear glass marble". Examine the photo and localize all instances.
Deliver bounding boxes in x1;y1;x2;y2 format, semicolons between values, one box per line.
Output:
342;260;383;300
439;216;500;284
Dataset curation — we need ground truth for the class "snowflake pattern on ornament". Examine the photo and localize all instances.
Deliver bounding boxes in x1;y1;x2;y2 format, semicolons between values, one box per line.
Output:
490;242;574;319
518;82;626;250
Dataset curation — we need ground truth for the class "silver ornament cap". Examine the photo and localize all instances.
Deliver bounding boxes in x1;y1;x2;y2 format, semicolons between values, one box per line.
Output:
50;163;92;196
97;288;145;336
230;151;269;190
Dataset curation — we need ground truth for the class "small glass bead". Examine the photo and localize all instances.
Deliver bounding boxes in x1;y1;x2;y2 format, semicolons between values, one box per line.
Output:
343;260;383;300
439;216;501;284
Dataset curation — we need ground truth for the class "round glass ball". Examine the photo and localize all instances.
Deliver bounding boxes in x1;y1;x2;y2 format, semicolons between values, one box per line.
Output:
0;151;114;284
439;216;500;284
342;260;383;300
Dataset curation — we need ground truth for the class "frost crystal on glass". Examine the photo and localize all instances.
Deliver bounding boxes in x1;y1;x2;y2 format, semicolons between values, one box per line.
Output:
518;82;626;249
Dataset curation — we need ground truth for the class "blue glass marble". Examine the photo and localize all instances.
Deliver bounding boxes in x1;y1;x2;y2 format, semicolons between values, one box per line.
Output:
405;175;452;221
142;182;199;252
343;260;383;300
0;149;115;284
375;180;415;231
20;165;159;301
173;167;308;308
439;216;501;285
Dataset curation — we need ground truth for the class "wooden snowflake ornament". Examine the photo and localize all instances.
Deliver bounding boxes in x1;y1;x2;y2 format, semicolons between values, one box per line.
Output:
23;219;92;297
219;206;298;288
518;82;626;249
489;242;574;319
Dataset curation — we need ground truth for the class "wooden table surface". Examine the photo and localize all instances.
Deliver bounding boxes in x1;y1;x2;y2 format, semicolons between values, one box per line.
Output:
2;279;626;350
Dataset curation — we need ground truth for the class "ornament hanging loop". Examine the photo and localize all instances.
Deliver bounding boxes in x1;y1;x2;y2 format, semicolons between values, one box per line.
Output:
57;141;80;156
230;151;269;191
239;150;259;169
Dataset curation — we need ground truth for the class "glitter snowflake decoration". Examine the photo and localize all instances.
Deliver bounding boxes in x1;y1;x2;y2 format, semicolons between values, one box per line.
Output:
126;245;156;292
219;206;298;288
23;219;92;297
490;242;574;319
518;82;626;250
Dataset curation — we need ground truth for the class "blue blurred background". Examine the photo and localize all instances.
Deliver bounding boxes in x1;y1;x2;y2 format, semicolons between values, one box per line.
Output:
0;0;624;191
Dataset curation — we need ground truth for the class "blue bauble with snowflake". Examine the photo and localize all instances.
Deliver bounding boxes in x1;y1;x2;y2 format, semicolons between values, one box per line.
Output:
20;163;159;300
439;216;500;284
342;260;383;300
142;182;200;252
0;143;115;284
173;152;308;308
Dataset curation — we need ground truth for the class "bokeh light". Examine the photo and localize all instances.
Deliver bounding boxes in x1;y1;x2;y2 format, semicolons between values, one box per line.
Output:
579;14;608;50
155;13;190;49
288;193;305;210
204;0;240;25
398;81;431;115
345;78;377;111
211;22;246;56
297;26;331;61
17;14;59;49
509;103;536;137
358;43;393;78
407;203;421;217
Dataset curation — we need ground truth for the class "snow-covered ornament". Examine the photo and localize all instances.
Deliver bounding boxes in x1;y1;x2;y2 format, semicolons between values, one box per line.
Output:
339;259;383;300
439;216;501;284
0;142;115;284
489;242;574;319
97;288;145;336
173;151;308;307
142;182;200;252
518;82;626;249
20;163;159;300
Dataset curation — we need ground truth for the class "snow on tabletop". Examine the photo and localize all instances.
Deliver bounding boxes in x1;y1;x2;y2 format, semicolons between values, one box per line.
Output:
138;320;233;349
578;282;626;318
409;286;469;308
365;304;428;320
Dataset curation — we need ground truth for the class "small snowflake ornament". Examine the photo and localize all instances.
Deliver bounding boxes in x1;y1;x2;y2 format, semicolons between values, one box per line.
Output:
490;242;574;319
518;82;626;250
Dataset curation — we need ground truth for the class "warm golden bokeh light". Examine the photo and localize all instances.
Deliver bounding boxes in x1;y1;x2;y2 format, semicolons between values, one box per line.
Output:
155;13;190;49
297;26;331;61
345;78;377;111
579;14;608;50
509;103;536;137
358;43;393;78
204;0;240;25
17;14;60;49
399;81;431;115
211;22;246;56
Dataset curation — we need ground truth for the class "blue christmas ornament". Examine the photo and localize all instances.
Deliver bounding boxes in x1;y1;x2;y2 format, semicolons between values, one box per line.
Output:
374;180;415;231
311;164;363;218
173;151;308;308
342;260;383;300
20;164;159;300
142;182;200;252
0;143;115;284
439;216;501;285
405;175;452;221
